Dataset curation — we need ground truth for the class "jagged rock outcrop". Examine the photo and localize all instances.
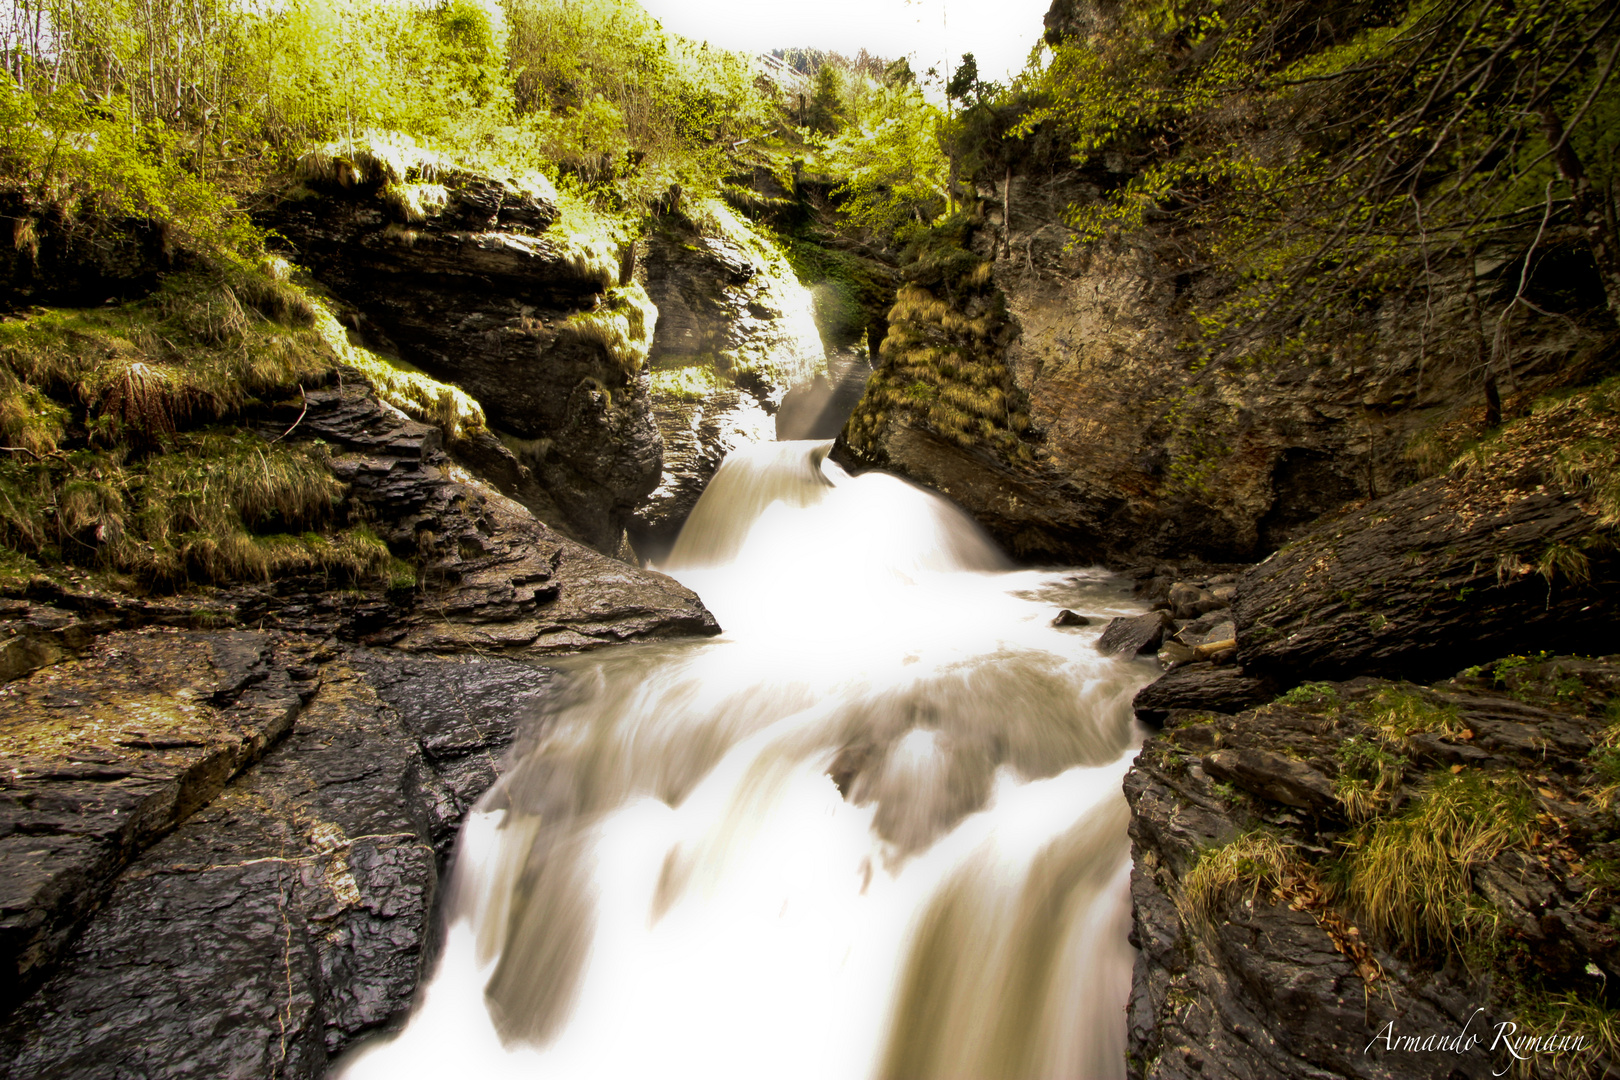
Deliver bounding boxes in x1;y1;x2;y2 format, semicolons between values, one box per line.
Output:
264;164;657;550
1122;385;1619;1078
257;379;718;652
629;206;828;558
1233;390;1617;682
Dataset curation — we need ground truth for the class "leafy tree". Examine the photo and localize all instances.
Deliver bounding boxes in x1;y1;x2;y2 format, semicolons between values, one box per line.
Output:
1019;0;1620;394
822;80;949;238
807;63;845;135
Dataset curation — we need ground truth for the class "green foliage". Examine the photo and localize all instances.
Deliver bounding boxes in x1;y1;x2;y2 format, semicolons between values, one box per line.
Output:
1276;681;1340;707
820;79;950;240
0;82;257;253
806;64;845;136
2;0;792;264
1019;0;1620;385
776;232;891;350
504;0;773;204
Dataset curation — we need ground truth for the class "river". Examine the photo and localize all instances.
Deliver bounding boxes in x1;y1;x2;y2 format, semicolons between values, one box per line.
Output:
340;439;1156;1080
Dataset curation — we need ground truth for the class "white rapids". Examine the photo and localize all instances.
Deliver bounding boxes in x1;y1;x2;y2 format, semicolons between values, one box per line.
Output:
339;439;1158;1080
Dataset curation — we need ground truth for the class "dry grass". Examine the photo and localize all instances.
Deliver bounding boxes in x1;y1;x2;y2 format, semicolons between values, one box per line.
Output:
1179;830;1294;927
1333;737;1406;823
1334;772;1536;949
845;220;1030;461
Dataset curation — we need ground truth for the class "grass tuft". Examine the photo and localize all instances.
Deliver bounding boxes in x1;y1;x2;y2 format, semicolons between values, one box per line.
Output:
554;282;656;376
1179;830;1293;927
1334;772;1536;949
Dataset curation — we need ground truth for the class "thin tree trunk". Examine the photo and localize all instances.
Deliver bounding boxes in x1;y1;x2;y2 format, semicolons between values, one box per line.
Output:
1465;245;1501;428
1002;164;1012;259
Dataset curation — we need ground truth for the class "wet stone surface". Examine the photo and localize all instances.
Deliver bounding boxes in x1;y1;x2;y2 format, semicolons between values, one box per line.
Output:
0;643;559;1079
0;629;318;1015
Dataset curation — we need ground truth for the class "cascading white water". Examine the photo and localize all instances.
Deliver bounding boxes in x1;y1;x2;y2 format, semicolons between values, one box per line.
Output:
340;441;1157;1080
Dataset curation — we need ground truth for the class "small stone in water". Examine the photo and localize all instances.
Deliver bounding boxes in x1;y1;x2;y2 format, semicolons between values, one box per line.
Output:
1051;609;1090;627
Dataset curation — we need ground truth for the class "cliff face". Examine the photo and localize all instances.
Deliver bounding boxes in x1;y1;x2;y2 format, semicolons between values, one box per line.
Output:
844;168;1610;565
629;202;828;559
266;161;659;552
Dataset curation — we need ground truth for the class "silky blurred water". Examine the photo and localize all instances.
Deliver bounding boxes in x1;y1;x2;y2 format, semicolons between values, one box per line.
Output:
340;440;1157;1080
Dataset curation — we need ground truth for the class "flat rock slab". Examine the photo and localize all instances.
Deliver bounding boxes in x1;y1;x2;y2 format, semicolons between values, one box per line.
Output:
0;630;317;1013
0;644;559;1077
1132;663;1276;724
0;659;432;1079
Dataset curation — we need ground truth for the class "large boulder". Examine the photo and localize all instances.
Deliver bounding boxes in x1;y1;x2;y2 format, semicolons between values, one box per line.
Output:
1234;390;1617;681
264;151;656;550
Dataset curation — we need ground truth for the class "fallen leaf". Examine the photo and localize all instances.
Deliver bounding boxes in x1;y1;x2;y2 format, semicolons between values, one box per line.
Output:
1539;787;1558;799
1450;764;1465;774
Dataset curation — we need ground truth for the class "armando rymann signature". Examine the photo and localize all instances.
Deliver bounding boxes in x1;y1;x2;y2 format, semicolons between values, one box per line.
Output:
1365;1008;1590;1076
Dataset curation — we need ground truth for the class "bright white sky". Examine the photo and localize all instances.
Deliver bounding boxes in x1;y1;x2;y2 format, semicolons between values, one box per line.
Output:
637;0;1052;86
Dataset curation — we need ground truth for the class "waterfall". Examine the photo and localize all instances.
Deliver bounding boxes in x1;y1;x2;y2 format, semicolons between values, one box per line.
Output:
339;441;1155;1080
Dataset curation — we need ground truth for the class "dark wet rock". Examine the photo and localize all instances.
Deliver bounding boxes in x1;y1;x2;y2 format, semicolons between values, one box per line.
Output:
0;630;317;1015
0;604;102;683
268;380;718;653
836;149;1601;565
0;655;427;1077
1097;611;1175;657
1131;664;1277;725
1125;658;1620;1080
0;645;557;1077
1156;640;1198;670
1234;399;1616;682
1051;609;1091;627
346;649;554;854
1167;582;1225;620
265;168;656;549
1200;748;1336;813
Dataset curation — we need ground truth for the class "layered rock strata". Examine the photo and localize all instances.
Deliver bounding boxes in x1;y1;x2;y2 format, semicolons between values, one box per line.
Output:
266;168;657;550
